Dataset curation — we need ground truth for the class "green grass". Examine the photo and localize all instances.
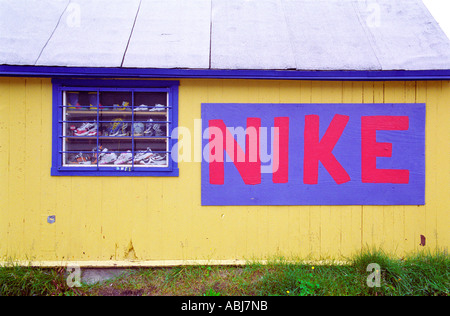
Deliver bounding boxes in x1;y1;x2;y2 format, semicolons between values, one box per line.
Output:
1;249;448;296
0;263;79;296
255;249;449;296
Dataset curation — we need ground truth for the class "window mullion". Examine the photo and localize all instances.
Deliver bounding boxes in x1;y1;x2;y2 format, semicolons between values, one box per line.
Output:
96;89;100;171
131;90;135;171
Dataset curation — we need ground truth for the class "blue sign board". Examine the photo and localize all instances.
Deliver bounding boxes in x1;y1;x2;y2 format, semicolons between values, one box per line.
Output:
201;103;425;206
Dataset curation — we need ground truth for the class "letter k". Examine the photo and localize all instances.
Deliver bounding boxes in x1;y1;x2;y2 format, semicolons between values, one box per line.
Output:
304;114;351;185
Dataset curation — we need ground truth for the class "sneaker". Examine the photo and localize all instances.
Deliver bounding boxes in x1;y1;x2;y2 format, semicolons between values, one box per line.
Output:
143;119;164;136
74;122;97;136
134;104;148;111
114;151;132;165
119;101;130;111
140;153;167;165
149;104;165;112
67;92;80;110
133;122;145;136
153;153;167;162
91;146;107;164
144;119;155;136
88;92;103;111
112;101;130;111
108;118;128;137
153;123;165;136
99;152;117;165
134;147;153;163
74;122;92;132
69;152;92;165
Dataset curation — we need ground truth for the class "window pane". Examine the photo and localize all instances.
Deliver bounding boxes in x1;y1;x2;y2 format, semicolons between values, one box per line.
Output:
61;89;170;169
132;92;169;167
63;91;99;166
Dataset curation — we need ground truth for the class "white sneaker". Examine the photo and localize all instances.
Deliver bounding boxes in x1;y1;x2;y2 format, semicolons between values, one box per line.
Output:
149;104;165;112
153;123;165;136
134;104;148;111
133;122;145;136
114;151;132;165
91;147;108;164
99;152;117;165
140;154;167;165
144;118;155;136
74;123;97;136
134;148;153;163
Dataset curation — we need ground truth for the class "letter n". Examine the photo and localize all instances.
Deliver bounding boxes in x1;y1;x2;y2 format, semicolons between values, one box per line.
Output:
209;118;261;185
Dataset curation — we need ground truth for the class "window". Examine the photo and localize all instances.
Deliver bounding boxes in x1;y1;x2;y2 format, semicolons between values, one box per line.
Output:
51;79;179;176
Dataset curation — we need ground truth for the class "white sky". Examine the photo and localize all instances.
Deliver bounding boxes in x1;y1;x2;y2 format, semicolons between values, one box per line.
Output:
423;0;450;39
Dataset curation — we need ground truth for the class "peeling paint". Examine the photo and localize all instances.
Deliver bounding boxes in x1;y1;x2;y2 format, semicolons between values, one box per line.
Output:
420;235;426;246
124;240;138;260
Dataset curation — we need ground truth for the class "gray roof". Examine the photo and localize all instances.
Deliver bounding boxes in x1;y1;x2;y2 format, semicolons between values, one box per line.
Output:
1;0;449;71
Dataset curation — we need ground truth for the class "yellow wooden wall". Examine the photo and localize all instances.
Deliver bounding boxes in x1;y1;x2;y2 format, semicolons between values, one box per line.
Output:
0;77;448;265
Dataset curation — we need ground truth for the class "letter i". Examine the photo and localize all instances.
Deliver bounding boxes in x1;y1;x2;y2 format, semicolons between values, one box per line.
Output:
273;117;289;183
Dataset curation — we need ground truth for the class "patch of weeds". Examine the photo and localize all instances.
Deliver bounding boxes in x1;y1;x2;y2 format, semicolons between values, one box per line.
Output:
0;264;80;296
350;248;449;296
203;288;222;296
256;264;321;296
289;274;320;296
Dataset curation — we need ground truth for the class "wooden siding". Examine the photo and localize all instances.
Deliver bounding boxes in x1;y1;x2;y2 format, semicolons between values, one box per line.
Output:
0;78;448;265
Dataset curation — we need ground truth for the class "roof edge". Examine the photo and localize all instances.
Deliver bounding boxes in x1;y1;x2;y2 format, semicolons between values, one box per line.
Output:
1;65;450;81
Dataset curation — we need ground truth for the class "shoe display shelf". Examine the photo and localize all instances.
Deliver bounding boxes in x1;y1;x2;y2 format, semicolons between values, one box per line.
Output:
64;109;168;141
61;90;170;168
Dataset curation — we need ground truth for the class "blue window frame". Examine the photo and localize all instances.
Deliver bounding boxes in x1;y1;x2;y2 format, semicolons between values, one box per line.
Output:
51;79;179;176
